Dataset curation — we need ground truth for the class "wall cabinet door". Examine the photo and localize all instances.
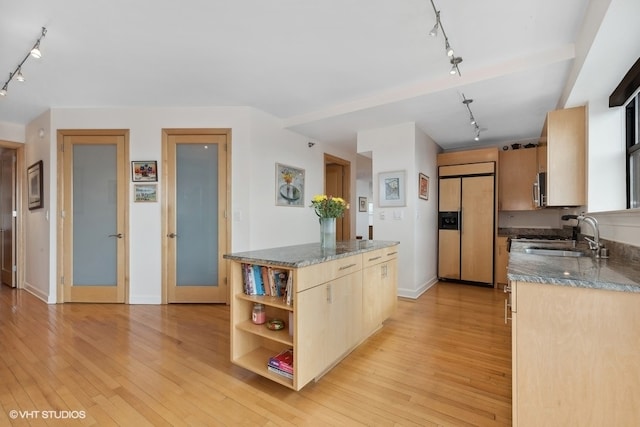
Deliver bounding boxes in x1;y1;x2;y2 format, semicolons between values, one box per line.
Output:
498;148;537;211
543;106;586;207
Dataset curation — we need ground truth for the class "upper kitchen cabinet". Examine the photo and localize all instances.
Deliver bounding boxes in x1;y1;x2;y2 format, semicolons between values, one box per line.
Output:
498;147;537;211
538;106;586;207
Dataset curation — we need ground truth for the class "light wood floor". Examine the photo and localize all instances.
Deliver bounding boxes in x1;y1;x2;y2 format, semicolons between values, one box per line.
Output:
0;282;511;426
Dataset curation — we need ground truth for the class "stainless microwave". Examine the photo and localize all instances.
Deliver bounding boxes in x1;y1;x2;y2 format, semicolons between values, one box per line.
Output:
533;172;547;208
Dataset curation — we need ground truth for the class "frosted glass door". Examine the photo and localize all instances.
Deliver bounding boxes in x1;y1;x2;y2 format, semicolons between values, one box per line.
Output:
176;144;218;287
73;144;117;286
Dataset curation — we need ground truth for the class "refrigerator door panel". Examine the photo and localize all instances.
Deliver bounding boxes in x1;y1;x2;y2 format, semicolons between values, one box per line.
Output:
438;229;460;279
461;175;495;284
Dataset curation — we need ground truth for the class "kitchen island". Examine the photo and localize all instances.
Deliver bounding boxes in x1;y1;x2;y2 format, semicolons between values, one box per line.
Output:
507;241;640;426
224;240;399;390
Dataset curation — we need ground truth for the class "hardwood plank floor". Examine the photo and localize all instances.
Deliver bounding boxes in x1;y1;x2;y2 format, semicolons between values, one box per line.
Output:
0;282;511;426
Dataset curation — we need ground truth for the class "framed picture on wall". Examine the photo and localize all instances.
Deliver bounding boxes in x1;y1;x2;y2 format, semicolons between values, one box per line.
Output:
134;184;158;202
358;196;367;212
276;163;305;206
378;170;406;207
131;161;158;182
27;160;44;210
419;173;430;200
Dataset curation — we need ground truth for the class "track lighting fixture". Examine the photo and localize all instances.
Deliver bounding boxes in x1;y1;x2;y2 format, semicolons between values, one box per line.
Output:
0;27;47;97
462;94;481;142
429;11;440;37
428;0;462;76
449;57;463;76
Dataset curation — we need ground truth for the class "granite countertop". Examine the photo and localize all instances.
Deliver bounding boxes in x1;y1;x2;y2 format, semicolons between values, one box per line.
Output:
223;240;400;268
508;241;640;293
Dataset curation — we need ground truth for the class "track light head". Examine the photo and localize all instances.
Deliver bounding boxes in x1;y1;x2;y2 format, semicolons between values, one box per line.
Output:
449;57;462;76
445;40;454;57
16;69;25;82
429;11;440;36
30;43;42;59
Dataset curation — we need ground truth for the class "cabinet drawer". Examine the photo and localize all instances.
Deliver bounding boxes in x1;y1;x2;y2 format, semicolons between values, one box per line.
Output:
296;255;362;293
362;246;399;269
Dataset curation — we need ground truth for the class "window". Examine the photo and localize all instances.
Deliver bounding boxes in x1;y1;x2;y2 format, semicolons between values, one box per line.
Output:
627;92;640;208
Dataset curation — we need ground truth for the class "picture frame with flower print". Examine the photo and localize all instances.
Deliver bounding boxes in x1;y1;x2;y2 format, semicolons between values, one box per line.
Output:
276;163;305;207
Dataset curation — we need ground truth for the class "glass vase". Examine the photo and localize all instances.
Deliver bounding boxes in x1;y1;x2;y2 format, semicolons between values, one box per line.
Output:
319;217;337;250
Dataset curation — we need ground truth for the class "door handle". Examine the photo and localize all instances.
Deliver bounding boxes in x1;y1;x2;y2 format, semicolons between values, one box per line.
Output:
167;233;178;238
108;233;123;238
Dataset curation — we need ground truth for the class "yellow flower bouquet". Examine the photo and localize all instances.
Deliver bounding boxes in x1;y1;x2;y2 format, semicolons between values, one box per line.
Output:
310;195;349;218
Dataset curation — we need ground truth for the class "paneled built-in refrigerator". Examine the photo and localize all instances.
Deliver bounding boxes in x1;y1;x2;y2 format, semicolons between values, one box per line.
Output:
438;163;495;286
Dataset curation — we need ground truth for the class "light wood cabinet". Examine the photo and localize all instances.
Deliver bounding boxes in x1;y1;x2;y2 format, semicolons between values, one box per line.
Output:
538;106;586;207
495;236;509;285
362;247;399;337
227;243;398;391
296;269;362;387
498;148;537;211
511;281;640;425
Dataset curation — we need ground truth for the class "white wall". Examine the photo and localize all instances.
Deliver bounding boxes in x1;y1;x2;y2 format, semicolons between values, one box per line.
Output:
0;121;25;142
414;127;440;296
24;111;52;302
355;154;373;239
358;122;440;298
27;106;352;303
562;0;640;245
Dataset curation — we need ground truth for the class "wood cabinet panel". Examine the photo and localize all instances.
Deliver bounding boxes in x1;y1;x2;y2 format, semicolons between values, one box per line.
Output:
541;106;586;206
512;281;640;425
498;148;537;211
461;175;494;283
495;236;508;285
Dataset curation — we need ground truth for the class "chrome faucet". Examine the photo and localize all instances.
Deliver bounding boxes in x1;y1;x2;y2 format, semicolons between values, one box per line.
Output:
561;214;603;257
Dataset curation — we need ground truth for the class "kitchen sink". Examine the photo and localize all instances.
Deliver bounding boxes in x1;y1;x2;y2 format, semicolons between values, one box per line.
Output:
523;248;585;257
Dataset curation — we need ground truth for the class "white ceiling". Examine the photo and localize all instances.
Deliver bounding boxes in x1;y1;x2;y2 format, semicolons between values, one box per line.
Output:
0;0;592;151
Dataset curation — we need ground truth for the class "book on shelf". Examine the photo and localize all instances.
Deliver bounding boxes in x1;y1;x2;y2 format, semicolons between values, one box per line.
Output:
241;264;291;300
252;264;265;295
285;273;293;305
267;365;293;380
268;348;293;373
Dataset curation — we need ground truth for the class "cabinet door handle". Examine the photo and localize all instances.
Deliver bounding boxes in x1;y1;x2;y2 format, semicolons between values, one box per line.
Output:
504;299;512;324
381;264;388;278
339;263;357;271
368;256;382;262
326;284;332;303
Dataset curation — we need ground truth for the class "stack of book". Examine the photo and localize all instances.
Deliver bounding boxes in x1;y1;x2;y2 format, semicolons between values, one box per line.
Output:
267;348;293;379
241;263;293;305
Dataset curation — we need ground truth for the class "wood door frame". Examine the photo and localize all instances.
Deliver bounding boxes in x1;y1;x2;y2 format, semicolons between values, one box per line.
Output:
324;154;351;240
0;141;24;290
56;129;130;303
160;128;232;304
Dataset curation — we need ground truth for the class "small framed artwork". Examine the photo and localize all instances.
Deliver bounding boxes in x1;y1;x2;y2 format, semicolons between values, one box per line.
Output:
132;161;157;182
419;173;430;200
358;196;367;212
378;170;406;207
134;184;158;202
276;163;305;207
27;160;44;210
